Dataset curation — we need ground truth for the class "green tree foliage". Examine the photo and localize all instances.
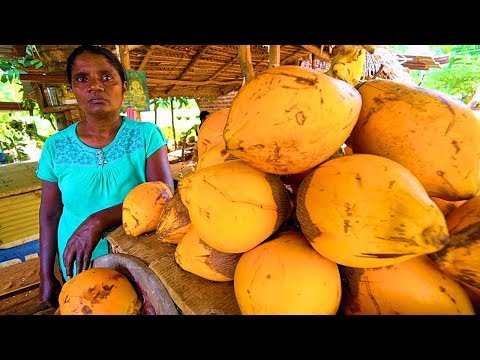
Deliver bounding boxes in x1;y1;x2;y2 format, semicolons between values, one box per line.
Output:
0;45;43;84
0;78;23;102
415;46;480;103
0;94;56;163
0;116;43;162
150;96;197;150
150;96;191;111
389;45;480;103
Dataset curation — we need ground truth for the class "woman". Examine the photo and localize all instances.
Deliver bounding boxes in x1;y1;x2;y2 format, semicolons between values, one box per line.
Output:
36;45;174;308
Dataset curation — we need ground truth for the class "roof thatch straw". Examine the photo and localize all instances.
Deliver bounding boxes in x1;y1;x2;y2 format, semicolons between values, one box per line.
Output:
363;45;415;85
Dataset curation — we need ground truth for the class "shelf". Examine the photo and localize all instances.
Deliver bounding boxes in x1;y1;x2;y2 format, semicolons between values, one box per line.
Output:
39;105;79;114
0;102;23;111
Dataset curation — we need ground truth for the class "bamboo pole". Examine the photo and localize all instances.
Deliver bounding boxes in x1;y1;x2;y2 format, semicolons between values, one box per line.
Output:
119;45;131;70
268;45;280;68
238;45;255;83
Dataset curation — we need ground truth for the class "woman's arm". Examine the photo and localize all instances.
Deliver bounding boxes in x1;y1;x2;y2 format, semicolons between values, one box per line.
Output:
63;203;122;279
39;180;63;307
146;145;174;193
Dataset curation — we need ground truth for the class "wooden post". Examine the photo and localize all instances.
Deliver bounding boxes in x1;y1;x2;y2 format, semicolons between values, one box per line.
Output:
56;113;70;130
170;98;177;150
118;45;131;70
118;45;141;120
268;45;280;69
238;45;255;83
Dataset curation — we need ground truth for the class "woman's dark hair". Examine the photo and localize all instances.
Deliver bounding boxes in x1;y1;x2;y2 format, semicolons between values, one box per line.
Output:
66;45;126;86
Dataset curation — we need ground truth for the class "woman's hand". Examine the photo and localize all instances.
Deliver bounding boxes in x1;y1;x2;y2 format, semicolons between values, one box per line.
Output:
62;203;123;279
63;215;103;279
39;275;62;309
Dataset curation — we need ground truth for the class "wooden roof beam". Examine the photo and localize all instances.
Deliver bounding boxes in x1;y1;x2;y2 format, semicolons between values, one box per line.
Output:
165;45;211;96
177;46;211;80
254;54;270;70
206;54;239;81
151;45;188;54
300;45;331;62
218;84;241;97
127;45;144;51
212;53;269;96
138;46;154;71
12;45;27;58
195;52;241;94
20;74;68;83
148;78;243;86
281;49;307;65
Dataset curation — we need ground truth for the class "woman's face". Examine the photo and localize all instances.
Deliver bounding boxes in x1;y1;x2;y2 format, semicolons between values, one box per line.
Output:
70;52;127;117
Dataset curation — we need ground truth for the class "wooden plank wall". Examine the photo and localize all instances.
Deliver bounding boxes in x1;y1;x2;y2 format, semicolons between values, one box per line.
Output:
0;161;42;249
0;161;41;198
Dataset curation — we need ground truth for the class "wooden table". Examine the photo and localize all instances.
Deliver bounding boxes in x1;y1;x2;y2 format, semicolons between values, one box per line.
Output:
169;161;196;182
106;226;241;315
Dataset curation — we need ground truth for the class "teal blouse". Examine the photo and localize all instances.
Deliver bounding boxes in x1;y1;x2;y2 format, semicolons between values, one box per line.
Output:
36;117;167;279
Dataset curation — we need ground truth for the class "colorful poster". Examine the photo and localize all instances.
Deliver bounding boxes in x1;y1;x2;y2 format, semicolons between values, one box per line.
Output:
122;70;150;112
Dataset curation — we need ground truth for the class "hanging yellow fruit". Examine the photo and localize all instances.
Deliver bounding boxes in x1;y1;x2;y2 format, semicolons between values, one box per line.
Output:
326;45;367;87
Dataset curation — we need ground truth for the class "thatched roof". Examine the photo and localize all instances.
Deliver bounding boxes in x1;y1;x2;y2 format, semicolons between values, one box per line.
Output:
363;45;416;85
2;44;416;101
27;45;334;100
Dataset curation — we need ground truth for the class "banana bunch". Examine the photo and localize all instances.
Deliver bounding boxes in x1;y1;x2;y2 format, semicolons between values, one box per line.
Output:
326;45;374;87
